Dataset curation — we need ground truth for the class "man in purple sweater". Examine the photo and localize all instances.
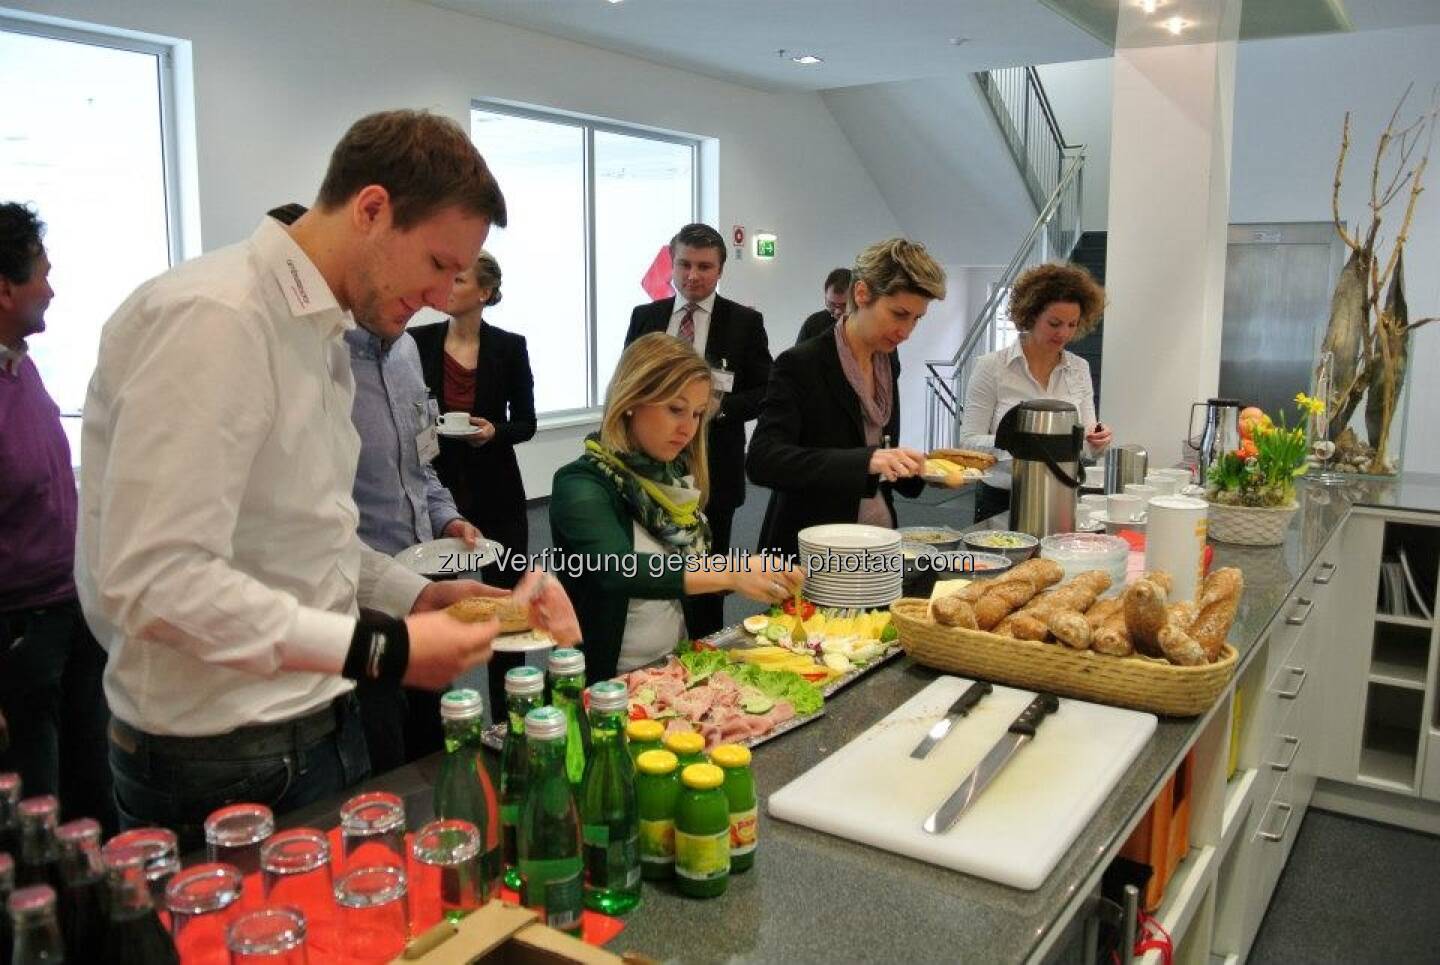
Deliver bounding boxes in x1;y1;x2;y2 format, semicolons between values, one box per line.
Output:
0;202;115;831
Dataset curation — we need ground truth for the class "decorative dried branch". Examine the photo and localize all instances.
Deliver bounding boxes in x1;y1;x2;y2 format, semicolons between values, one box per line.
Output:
1332;114;1361;252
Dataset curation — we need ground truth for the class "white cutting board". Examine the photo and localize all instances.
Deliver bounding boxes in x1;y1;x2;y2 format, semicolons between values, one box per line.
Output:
768;676;1156;890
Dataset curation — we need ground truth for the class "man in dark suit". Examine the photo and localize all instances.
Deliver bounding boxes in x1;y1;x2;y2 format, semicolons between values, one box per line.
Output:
624;223;772;637
795;267;851;344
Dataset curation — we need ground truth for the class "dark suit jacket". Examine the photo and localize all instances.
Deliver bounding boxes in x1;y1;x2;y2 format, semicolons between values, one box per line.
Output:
746;334;923;560
410;320;536;556
797;309;836;345
624;295;771;513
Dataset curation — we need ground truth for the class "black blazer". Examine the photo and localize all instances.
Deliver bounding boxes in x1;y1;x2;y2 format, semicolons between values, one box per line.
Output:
410;320;536;555
746;334;923;560
624;295;771;513
796;309;836;345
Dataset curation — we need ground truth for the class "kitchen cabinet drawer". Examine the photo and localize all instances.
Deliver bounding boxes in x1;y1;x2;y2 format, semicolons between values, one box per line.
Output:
1248;769;1302;935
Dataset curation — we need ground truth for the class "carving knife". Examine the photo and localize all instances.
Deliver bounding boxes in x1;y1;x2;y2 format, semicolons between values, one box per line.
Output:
922;693;1061;834
909;680;993;759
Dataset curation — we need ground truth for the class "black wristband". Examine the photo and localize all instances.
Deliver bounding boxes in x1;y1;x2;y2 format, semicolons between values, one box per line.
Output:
343;615;411;684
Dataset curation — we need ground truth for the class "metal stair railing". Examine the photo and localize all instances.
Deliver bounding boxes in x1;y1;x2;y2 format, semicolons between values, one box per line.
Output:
923;150;1085;451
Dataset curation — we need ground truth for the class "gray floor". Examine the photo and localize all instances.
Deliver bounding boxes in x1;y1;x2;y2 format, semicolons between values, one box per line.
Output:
508;484;1440;961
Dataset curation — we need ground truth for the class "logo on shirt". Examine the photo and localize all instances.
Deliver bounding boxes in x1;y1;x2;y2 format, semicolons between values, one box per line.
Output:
367;631;386;679
286;259;311;309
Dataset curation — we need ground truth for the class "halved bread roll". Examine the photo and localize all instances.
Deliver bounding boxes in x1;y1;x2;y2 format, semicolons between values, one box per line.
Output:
446;596;530;633
928;448;998;471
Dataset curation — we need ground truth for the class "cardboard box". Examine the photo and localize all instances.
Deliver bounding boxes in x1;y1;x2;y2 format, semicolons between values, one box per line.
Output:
393;901;629;965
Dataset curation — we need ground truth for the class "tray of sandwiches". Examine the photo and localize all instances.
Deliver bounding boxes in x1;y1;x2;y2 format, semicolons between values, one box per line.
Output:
922;448;999;488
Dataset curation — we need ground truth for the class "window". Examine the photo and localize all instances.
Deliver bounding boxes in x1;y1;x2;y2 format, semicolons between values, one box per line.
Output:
991;285;1020;352
470;103;698;415
1;16;181;456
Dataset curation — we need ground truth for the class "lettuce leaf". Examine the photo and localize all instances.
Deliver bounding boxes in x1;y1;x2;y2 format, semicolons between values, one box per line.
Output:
679;650;730;680
725;663;824;717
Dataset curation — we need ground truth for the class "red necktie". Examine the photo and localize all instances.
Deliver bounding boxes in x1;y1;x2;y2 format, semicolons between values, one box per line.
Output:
678;303;697;344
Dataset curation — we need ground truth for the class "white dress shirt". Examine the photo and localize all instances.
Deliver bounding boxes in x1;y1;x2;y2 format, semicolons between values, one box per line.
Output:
76;218;429;736
959;340;1100;491
665;290;715;355
0;340;26;376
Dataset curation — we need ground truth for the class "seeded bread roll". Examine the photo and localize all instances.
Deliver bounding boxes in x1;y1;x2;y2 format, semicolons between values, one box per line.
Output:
974;578;1040;630
1047;610;1092;650
446;596;529;633
1084;596;1124;629
1091;617;1134;657
1123;578;1169;658
1158;624;1207;666
1025;570;1112;616
933;594;979;629
1006;613;1051;642
1007;558;1065;591
928;448;998;471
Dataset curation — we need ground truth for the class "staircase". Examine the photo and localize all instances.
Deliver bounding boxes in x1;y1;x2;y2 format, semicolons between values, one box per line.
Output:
1067;229;1108;410
922;66;1087;451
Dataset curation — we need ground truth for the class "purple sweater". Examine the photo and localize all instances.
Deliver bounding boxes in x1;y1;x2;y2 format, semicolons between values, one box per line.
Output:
0;354;77;611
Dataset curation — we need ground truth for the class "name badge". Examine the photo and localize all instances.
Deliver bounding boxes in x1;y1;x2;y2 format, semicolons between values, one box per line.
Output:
416;425;440;464
710;368;736;394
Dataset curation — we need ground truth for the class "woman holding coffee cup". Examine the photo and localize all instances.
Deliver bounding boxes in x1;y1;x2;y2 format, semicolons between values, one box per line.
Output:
959;262;1112;523
412;251;536;588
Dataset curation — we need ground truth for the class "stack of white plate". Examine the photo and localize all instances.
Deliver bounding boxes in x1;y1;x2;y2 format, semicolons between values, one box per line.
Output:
797;524;903;608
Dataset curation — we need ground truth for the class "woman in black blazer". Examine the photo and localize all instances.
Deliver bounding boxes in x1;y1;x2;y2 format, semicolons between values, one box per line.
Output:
747;239;948;560
411;251;537;589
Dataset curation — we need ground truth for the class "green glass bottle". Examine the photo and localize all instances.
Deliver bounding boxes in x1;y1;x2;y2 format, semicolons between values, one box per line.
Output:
674;763;730;899
517;707;584;936
578;681;641;915
433;689;502;899
711;744;758;873
500;666;544;892
662;731;707;769
634;750;681;881
625;720;664;763
547;649;590;792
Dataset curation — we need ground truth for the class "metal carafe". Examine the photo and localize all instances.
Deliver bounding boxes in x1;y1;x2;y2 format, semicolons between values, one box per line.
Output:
1105;444;1148;495
995;400;1083;537
1187;398;1242;483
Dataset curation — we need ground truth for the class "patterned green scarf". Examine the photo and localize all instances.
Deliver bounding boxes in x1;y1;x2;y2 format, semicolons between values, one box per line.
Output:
582;434;711;555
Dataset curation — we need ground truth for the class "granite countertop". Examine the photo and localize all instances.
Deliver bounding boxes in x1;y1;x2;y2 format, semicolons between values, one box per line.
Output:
286;472;1440;964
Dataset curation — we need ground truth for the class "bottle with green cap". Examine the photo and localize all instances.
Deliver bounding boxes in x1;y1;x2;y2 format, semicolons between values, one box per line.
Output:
710;744;758;873
433;688;502;898
634;750;681;881
518;706;584;936
547;649;590;791
625;720;664;763
578;681;641;915
674;763;730;898
662;731;707;769
500;666;544;891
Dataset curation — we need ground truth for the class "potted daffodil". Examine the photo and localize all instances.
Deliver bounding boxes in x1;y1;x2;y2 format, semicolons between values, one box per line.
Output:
1204;397;1314;545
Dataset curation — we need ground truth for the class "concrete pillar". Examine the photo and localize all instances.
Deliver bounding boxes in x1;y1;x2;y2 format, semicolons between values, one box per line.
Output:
1099;1;1243;466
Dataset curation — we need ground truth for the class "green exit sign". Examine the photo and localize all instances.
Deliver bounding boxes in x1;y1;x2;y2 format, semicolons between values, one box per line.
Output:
754;232;777;259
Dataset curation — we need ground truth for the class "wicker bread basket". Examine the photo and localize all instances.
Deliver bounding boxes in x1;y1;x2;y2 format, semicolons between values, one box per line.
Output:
890;598;1236;716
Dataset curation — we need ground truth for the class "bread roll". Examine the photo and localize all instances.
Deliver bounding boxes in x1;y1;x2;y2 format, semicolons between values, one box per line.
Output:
933;594;979;629
1026;570;1112;616
1047;610;1092;650
1198;567;1244;609
974;578;1040;630
447;596;529;633
1084;597;1124;629
1158;624;1208;666
1008;558;1065;591
1007;613;1051;642
928;448;998;471
1123;579;1169;658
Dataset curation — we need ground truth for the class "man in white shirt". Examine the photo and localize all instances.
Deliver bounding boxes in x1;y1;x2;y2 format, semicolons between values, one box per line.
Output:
76;110;560;844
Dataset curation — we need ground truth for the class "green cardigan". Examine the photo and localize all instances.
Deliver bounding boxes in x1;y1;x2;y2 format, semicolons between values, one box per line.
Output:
548;457;699;680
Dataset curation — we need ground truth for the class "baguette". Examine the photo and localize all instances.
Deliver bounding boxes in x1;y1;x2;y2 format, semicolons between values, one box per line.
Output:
1047;610;1092;650
1158;624;1207;666
932;594;979;629
1123;578;1169;658
1025;570;1112;616
1091;609;1134;657
974;578;1040;630
1007;613;1051;642
1084;596;1124;629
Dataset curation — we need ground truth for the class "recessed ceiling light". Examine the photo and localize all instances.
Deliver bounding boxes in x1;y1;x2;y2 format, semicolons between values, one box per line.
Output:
605;0;624;5
948;37;971;46
1163;16;1187;34
791;54;823;65
1139;0;1159;14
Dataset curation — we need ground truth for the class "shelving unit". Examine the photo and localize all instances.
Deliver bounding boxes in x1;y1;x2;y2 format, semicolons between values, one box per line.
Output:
1137;845;1218;965
1376;613;1433;631
1368;623;1430;690
1356;682;1423;791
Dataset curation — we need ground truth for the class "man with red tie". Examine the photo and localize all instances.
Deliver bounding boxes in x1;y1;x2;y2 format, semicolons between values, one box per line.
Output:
624;223;772;636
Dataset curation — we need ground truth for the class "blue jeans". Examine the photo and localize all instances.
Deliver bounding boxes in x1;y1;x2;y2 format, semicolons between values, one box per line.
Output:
108;694;370;853
0;600;117;834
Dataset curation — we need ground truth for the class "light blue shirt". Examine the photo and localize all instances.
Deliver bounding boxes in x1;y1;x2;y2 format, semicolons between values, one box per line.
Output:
346;328;462;555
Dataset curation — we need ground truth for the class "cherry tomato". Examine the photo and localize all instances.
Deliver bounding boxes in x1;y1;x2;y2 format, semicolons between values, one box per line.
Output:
628;703;648;721
782;598;817;620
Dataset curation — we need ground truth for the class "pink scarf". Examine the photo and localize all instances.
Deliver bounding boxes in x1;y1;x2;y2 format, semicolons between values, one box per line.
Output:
833;320;893;438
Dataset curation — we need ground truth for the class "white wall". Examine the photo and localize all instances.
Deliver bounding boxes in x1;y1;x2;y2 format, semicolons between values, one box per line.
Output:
1035;59;1113;231
3;0;900;497
1042;25;1440;473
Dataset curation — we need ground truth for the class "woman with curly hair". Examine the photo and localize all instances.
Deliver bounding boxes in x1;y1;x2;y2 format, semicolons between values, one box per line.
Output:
960;262;1111;523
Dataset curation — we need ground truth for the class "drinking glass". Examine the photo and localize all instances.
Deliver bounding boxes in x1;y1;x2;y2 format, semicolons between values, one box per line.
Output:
225;906;307;964
260;829;337;956
409;819;482;932
105;827;181;914
333;866;408;963
204;805;274;879
339;792;407;872
167;863;243;965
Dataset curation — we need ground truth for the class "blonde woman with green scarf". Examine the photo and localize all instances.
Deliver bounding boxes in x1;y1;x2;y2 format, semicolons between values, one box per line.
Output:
550;333;804;678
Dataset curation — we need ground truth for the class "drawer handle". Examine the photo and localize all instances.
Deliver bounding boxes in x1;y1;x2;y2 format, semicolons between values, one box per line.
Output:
1286;599;1315;626
1313;562;1336;585
1258;801;1294;842
1269;735;1301;772
1276;667;1307;700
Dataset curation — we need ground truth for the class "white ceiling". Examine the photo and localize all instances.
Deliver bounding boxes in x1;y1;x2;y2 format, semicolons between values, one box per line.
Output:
424;0;1440;93
424;0;1112;92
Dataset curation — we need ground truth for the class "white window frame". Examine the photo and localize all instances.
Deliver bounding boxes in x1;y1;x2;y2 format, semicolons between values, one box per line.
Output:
470;98;701;418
